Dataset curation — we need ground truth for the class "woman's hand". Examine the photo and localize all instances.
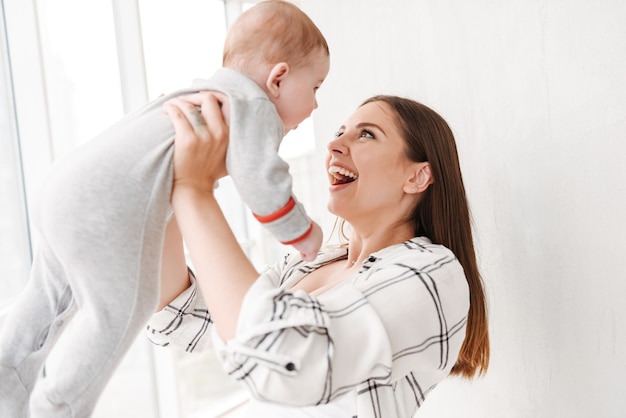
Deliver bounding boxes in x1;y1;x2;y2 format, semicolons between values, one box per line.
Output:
164;92;230;196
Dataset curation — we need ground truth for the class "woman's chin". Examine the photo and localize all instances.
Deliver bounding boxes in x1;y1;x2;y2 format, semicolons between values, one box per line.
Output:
326;199;348;219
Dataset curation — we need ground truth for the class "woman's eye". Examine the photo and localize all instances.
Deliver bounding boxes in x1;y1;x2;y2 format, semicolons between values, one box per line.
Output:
359;129;375;139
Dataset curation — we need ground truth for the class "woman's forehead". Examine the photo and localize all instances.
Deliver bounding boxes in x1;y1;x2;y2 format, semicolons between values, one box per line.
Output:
350;101;391;121
343;101;396;130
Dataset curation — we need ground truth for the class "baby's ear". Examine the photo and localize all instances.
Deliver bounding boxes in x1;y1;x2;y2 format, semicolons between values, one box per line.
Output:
266;62;290;97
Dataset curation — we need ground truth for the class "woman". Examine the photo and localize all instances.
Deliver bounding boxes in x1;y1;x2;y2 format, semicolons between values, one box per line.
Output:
150;93;489;417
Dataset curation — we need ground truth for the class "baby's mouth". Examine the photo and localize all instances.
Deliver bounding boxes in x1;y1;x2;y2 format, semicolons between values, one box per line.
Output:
328;165;358;185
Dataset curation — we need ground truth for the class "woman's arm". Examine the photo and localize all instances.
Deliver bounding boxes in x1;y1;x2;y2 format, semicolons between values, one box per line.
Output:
158;216;190;311
164;93;259;341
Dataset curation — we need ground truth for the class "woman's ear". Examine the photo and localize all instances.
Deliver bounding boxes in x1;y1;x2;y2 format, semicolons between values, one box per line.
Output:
404;162;433;194
265;62;289;98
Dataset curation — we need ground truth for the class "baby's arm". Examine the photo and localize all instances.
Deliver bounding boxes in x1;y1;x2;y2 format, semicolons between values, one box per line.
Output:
226;97;321;251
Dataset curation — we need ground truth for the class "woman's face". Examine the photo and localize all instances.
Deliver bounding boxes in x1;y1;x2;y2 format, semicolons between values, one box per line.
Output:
325;101;418;224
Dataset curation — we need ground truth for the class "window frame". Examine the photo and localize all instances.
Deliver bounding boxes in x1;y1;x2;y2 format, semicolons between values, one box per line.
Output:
0;0;33;307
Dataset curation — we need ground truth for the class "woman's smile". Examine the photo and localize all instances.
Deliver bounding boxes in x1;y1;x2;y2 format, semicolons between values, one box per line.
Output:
328;165;358;185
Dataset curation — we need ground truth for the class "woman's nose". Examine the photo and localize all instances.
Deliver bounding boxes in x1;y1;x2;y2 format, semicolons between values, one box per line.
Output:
327;136;348;154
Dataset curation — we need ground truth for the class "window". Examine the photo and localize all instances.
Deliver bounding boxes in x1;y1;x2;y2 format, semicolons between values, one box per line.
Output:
2;0;321;416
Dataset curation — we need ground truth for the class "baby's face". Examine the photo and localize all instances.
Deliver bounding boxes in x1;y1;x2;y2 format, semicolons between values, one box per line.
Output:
273;49;330;133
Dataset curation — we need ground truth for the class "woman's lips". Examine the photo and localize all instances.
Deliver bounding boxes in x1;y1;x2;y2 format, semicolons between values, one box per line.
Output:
328;165;358;185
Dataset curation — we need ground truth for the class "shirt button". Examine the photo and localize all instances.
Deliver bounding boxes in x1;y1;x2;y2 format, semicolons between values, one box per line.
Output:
285;362;296;371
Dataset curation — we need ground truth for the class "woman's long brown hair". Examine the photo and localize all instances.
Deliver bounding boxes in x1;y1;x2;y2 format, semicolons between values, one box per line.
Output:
362;95;490;378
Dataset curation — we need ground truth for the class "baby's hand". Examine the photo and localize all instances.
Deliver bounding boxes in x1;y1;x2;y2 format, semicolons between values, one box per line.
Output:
292;222;323;262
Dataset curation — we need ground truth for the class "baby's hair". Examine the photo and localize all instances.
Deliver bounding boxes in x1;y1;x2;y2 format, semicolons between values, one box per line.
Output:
223;0;329;71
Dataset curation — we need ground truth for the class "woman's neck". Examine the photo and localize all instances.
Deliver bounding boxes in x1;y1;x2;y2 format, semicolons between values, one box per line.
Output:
345;222;415;267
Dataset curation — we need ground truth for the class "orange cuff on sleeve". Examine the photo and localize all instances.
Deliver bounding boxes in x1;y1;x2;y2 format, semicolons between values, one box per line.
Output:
253;197;296;224
280;222;313;245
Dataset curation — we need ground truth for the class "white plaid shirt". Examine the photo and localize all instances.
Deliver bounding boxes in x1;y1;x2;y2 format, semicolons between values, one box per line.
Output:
147;237;469;418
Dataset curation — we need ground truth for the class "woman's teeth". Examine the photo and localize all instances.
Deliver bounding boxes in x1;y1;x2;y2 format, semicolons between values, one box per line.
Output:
328;166;358;183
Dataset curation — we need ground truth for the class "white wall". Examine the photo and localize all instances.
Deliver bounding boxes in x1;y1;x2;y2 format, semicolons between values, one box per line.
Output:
301;1;626;417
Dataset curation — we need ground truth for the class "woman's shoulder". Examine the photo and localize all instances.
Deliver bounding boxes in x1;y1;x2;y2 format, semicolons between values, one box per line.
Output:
374;237;457;264
361;237;465;285
355;237;469;304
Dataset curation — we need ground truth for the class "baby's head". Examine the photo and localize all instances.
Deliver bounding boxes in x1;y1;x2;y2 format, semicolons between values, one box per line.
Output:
223;0;329;74
224;0;330;132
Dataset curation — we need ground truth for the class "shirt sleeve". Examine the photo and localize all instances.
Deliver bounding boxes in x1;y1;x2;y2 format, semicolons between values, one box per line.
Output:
145;260;290;353
225;96;312;245
146;272;213;353
212;244;470;409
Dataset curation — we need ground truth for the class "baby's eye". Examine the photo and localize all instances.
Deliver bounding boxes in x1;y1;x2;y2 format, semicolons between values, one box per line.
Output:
359;129;375;139
334;130;344;138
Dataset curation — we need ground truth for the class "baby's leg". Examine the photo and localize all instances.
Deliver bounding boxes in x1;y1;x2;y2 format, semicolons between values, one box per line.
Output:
0;239;76;418
28;193;169;417
30;226;164;417
1;213;167;418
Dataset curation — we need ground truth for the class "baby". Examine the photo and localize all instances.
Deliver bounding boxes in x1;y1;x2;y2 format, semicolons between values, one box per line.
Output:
0;1;329;417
